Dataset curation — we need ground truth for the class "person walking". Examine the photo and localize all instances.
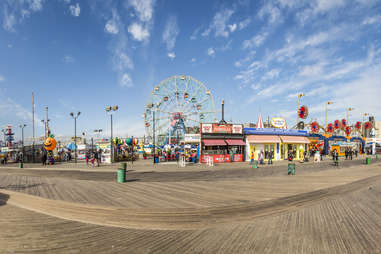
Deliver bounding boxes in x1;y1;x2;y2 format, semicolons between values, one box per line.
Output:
349;149;353;160
97;149;102;166
85;152;89;166
268;150;273;165
250;152;255;165
345;149;348;160
41;150;47;166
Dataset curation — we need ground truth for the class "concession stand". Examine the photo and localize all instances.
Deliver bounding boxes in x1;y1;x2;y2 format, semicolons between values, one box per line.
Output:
245;128;310;161
200;123;245;163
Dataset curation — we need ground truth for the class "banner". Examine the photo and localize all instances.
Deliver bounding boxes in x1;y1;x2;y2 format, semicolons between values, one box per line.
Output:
212;123;232;133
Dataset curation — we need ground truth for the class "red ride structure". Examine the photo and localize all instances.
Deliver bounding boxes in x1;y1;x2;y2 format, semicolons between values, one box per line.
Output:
334;120;341;129
311;121;319;133
298;105;308;119
341;119;347;129
355;121;362;130
327;123;334;133
345;126;351;136
364;122;372;130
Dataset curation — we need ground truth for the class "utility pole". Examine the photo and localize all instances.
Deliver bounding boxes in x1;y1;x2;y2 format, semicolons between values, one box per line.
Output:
46;107;49;137
153;109;156;164
32;92;35;162
105;106;118;163
346;107;355;126
297;93;305;128
70;112;81;163
325;101;333;131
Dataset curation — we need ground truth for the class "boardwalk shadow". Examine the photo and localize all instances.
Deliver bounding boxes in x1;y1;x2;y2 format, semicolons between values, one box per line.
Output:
0;183;46;191
0;192;9;206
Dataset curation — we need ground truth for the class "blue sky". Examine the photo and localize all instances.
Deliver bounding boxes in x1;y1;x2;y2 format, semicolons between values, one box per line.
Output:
1;0;381;141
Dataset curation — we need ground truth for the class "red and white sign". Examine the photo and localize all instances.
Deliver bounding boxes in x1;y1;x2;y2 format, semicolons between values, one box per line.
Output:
201;123;213;133
212;123;232;133
201;154;243;163
232;124;243;134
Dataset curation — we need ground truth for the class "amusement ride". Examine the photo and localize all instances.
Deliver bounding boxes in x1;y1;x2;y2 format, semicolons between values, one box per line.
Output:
143;75;217;145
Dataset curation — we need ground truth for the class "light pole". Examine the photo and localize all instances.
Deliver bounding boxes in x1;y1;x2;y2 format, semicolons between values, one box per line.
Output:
362;113;369;137
70;111;81;163
297;93;305;128
93;129;102;153
325;101;333;130
19;124;26;161
346;107;355;126
105;106;118;163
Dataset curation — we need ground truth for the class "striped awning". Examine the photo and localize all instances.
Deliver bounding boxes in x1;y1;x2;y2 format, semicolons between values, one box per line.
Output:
202;139;226;146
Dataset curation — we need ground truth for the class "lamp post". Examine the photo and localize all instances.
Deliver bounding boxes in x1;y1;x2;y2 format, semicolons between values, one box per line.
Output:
346;107;355;126
19;124;26;161
362;113;369;137
325;101;333;130
105;106;118;163
70;111;81;163
93;129;102;154
297;93;305;128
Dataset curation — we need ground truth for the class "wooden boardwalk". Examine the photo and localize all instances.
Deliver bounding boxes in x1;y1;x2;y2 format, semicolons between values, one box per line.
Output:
0;162;381;253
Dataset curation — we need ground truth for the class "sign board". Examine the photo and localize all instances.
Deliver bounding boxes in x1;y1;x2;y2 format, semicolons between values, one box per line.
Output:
212;123;232;133
201;123;213;133
271;117;286;128
244;128;308;136
232;124;243;134
184;134;201;143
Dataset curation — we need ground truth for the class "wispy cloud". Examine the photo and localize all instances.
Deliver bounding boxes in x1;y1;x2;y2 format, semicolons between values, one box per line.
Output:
128;22;149;41
258;2;281;24
162;16;179;59
1;0;45;32
362;15;381;25
207;47;215;57
0;75;4;82
126;0;155;42
242;32;269;49
238;17;251;30
69;3;80;17
202;8;235;38
62;55;75;63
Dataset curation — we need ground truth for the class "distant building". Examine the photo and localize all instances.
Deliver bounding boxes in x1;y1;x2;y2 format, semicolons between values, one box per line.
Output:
375;121;381;138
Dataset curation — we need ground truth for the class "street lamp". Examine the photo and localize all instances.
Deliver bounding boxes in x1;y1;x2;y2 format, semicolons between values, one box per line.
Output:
19;124;26;161
70;111;81;163
93;129;102;154
362;113;369;137
346;107;355;125
105;106;118;163
297;93;305;128
325;101;333;130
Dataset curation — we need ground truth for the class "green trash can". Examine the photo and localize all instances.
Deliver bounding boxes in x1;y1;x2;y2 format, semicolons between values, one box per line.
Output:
366;157;371;165
117;168;126;183
252;160;258;169
288;163;295;175
121;162;127;170
18;162;23;168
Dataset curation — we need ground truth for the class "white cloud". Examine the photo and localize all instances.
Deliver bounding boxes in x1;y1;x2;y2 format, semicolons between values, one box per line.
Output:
128;22;149;41
242;32;269;49
7;44;13;48
190;27;201;40
0;75;4;82
69;3;80;17
207;47;215;57
167;52;175;59
62;55;75;63
313;0;345;13
162;16;179;51
299;64;323;76
202;9;234;38
258;3;281;24
127;0;154;22
228;23;237;32
362;15;381;25
114;52;133;71
120;73;133;87
105;20;119;34
262;69;280;80
1;0;45;32
191;58;196;63
239;18;251;30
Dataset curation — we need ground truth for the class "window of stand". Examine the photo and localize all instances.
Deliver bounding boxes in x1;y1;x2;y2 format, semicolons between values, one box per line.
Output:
228;145;243;154
203;145;227;155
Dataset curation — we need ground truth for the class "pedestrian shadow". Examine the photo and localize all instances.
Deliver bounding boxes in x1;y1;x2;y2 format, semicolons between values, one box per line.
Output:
0;192;9;206
125;179;140;182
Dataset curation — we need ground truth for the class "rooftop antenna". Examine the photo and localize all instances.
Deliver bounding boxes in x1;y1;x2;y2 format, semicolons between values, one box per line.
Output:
219;99;227;124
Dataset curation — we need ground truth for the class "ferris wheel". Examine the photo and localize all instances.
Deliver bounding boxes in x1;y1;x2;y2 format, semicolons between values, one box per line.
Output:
143;75;217;145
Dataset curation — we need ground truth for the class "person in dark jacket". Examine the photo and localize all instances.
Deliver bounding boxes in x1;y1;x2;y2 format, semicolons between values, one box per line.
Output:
41;150;47;166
